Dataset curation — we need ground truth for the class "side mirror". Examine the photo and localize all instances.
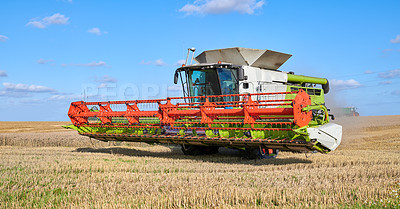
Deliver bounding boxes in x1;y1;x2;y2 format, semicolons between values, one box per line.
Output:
174;71;179;84
238;67;247;81
322;80;329;94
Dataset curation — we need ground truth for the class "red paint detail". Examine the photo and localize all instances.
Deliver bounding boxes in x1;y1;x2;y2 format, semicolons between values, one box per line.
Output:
67;91;313;131
292;89;312;127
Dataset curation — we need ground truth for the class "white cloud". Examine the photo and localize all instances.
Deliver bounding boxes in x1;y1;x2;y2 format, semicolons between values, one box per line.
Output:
88;27;101;35
382;49;398;53
48;94;82;101
0;70;7;77
140;59;168;66
379;80;392;85
140;60;152;65
175;59;186;66
88;27;107;35
378;69;400;78
382;49;393;52
0;82;56;97
57;0;73;3
62;61;109;68
95;75;118;83
392;90;400;96
81;61;107;67
96;83;119;89
3;82;55;93
37;58;54;64
17;98;45;106
27;21;46;28
26;13;69;29
364;70;374;74
155;59;167;66
330;79;361;90
97;83;108;89
390;35;400;44
167;84;182;91
48;95;66;100
0;35;8;42
43;13;69;24
180;0;265;15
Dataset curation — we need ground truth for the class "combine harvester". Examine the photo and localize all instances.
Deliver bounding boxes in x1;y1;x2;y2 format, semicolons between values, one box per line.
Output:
65;47;342;159
332;107;360;117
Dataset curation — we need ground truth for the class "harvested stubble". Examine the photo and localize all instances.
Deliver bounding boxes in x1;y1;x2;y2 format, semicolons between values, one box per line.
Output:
0;116;399;208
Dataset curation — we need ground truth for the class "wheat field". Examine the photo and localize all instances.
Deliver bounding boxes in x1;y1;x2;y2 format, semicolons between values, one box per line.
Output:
0;116;399;208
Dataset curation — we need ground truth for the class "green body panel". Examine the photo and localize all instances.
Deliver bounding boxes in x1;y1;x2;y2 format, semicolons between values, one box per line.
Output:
285;86;325;105
66;122;329;153
287;74;328;85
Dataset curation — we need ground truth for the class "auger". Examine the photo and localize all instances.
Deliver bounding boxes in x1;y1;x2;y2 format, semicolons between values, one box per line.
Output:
65;47;342;159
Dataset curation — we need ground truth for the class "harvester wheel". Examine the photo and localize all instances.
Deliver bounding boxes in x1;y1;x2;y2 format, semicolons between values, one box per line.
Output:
202;146;219;155
243;147;278;159
181;145;219;156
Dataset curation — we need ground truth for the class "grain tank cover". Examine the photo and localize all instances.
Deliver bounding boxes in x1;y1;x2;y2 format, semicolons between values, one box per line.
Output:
195;47;292;70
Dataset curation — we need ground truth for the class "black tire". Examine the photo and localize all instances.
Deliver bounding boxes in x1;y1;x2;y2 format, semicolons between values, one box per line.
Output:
181;145;219;156
243;147;279;159
201;146;219;155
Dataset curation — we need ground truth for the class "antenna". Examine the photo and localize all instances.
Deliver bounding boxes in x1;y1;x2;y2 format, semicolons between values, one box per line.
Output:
189;47;196;65
185;47;196;65
83;89;86;102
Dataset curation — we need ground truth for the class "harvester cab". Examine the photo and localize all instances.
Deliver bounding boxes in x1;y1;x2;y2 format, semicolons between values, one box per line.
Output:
66;47;342;159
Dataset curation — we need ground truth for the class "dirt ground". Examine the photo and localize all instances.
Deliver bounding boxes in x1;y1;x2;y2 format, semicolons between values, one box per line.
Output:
0;116;399;208
0;121;71;133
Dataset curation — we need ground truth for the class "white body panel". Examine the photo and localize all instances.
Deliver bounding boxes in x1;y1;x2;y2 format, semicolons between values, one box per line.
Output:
239;66;289;102
307;123;342;151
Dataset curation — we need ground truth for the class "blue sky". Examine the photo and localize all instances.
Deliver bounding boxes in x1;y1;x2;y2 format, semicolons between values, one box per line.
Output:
0;0;399;121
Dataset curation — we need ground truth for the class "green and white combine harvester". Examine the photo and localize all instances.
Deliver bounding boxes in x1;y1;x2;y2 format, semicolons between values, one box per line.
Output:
65;47;342;159
332;107;360;117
